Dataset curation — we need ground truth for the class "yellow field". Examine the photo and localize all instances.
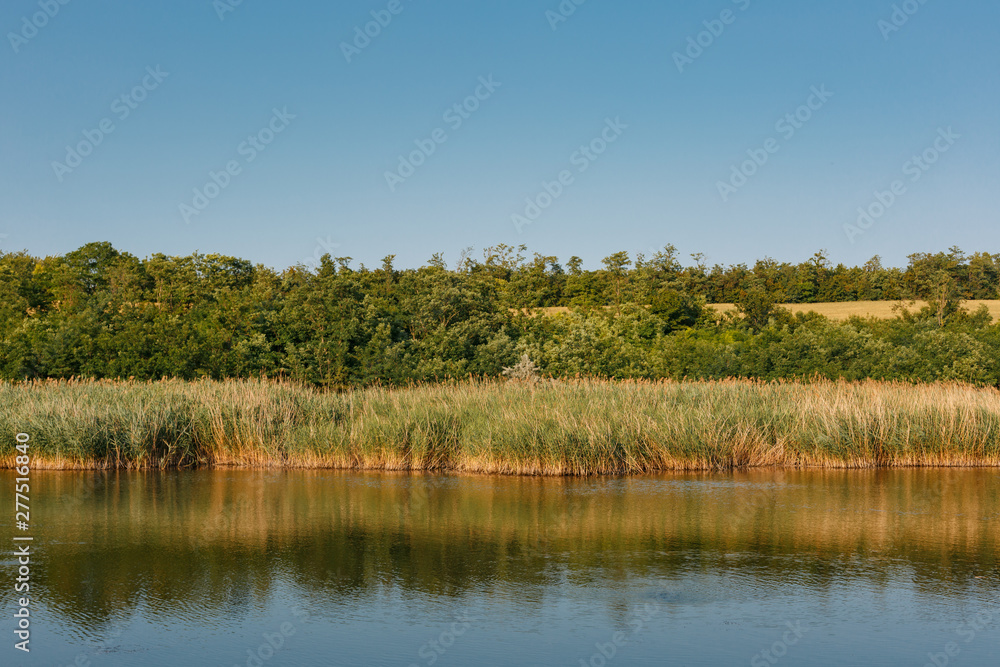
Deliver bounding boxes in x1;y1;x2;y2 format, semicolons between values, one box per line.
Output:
708;300;1000;321
520;301;1000;321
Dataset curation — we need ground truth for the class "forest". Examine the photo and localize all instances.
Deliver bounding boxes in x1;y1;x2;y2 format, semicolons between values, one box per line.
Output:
1;242;998;387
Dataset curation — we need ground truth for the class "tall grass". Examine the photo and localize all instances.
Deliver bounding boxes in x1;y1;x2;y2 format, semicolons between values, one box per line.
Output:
2;378;999;473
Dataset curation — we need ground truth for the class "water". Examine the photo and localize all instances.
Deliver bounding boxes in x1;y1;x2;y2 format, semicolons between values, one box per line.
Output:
2;469;998;666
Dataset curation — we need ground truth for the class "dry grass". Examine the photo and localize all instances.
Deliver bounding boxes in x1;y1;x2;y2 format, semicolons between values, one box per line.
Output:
710;300;1000;321
2;378;999;474
521;301;1000;321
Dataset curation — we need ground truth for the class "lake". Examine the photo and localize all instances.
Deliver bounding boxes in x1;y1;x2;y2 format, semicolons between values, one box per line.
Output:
2;469;998;666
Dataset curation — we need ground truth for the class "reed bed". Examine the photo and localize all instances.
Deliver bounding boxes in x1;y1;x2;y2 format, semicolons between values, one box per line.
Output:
1;378;999;474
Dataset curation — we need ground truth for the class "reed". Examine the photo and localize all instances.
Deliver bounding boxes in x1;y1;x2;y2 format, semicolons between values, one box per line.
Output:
2;378;999;474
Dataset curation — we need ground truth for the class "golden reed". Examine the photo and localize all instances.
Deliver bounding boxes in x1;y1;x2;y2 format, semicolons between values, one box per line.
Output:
2;377;999;474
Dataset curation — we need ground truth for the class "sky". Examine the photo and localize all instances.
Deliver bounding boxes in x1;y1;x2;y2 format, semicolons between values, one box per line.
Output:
1;0;998;271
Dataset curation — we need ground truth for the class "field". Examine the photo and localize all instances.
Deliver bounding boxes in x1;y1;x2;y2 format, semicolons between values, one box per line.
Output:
524;301;1000;320
3;378;999;474
708;300;1000;320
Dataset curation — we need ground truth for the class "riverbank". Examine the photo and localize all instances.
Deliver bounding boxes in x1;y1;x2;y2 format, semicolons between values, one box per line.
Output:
2;378;999;473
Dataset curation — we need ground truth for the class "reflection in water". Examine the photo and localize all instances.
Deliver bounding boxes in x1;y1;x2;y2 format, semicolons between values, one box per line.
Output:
2;469;998;666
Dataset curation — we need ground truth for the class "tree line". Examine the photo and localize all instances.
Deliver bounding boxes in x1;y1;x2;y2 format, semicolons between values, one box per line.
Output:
0;242;997;386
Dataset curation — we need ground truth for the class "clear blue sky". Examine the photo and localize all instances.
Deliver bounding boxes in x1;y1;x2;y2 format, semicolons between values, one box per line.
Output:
1;0;998;270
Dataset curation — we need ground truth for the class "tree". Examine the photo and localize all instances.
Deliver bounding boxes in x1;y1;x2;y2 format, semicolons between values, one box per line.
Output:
601;251;631;314
924;270;963;328
735;279;779;332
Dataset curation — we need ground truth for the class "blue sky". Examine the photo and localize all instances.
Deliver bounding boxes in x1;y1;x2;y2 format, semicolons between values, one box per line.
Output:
1;0;998;270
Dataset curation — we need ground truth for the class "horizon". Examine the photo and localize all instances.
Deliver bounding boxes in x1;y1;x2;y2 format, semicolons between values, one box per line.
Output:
0;239;989;274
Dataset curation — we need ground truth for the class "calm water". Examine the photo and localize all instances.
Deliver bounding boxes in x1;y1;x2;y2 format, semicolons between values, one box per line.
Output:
2;469;998;666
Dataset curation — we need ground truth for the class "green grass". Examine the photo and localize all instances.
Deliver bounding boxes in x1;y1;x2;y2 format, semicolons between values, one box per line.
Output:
2;378;1000;474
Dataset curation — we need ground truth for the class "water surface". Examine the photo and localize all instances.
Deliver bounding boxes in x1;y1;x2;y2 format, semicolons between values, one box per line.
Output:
2;469;998;666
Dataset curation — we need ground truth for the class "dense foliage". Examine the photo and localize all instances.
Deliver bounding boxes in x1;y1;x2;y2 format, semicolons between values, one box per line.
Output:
1;242;998;386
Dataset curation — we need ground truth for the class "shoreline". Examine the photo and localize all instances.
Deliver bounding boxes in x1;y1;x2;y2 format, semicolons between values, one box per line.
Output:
10;461;1000;474
3;378;1000;475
